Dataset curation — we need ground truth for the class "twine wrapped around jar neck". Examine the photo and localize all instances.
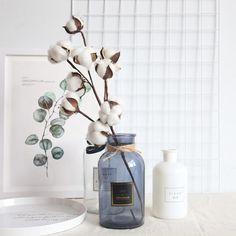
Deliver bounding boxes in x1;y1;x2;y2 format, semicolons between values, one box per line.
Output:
107;144;137;153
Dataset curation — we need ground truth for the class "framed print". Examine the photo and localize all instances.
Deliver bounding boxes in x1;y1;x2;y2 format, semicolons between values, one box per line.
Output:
0;49;99;198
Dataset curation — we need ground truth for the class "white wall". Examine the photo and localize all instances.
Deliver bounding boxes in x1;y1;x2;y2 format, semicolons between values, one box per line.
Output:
220;0;236;191
0;0;71;49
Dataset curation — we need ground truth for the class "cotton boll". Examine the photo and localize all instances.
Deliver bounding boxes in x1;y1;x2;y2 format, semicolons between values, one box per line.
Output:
66;77;83;92
72;47;97;70
71;47;84;58
57;40;74;53
98;100;122;126
95;59;113;80
65;20;77;32
107;113;120;126
64;16;84;34
60;92;79;115
111;104;122;115
61;98;77;112
100;101;111;115
87;122;97;134
88;131;107;146
93;120;109;132
61;99;72;111
48;45;69;63
99;111;108;124
87;121;110;146
100;48;120;63
66;72;84;93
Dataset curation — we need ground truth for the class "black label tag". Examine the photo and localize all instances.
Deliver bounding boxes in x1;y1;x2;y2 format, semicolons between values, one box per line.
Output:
111;182;134;206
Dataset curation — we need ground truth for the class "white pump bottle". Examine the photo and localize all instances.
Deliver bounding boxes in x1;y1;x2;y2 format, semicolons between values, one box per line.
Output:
152;149;187;219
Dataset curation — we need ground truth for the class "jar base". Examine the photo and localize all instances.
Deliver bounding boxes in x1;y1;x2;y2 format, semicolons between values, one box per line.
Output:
100;218;144;229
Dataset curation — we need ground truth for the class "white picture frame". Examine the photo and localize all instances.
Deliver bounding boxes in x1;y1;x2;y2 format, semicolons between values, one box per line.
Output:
0;49;98;199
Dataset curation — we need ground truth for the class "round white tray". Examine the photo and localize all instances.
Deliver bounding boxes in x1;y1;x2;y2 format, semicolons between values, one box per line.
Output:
0;197;86;235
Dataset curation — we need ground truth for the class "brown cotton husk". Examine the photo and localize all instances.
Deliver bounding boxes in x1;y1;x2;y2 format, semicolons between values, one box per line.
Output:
73;56;80;64
67;97;78;109
73;16;84;30
91;53;97;62
104;66;113;80
100;48;105;59
110;52;120;63
101;131;109;137
71;72;82;78
109;100;119;109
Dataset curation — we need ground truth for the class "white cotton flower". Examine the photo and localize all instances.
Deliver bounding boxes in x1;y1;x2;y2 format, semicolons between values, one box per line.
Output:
60;92;79;116
95;59;120;80
107;113;120;126
87;121;110;146
48;45;69;64
71;47;83;57
98;100;122;126
72;47;97;70
56;40;74;53
111;104;122;115
93;121;109;132
98;110;108;124
66;72;85;97
64;16;84;34
87;132;107;146
100;101;111;115
100;48;120;63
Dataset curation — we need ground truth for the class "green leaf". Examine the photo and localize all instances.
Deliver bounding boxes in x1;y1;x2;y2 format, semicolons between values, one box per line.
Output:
84;82;92;92
38;96;53;110
33;108;47;122
44;91;56;101
49;125;64;138
50;118;65;126
25;134;39;145
60;79;67;91
33;154;47;166
51;147;64;160
39;139;52;150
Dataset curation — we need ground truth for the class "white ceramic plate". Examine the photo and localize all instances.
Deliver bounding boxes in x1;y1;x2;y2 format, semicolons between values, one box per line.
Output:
0;197;86;235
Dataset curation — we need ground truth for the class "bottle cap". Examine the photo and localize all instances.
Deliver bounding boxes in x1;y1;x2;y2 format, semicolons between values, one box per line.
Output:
162;149;177;162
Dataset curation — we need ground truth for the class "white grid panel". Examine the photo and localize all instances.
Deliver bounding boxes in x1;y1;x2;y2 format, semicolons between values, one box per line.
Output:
73;0;219;193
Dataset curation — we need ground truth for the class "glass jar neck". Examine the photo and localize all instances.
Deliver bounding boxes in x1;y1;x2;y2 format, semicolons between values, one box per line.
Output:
108;133;136;146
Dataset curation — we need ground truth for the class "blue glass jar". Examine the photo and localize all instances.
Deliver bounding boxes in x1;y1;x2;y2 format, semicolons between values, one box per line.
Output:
98;133;145;229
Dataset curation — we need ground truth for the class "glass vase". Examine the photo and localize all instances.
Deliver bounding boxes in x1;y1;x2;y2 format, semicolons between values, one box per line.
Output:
98;133;145;229
83;145;105;214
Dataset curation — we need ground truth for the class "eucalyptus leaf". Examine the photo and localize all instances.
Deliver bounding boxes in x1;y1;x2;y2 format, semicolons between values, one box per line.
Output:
60;79;67;91
44;91;56;101
25;134;39;145
49;125;64;138
33;154;47;166
50;118;65;126
84;82;92;92
38;96;53;110
51;147;64;160
33;108;47;122
39;139;52;150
